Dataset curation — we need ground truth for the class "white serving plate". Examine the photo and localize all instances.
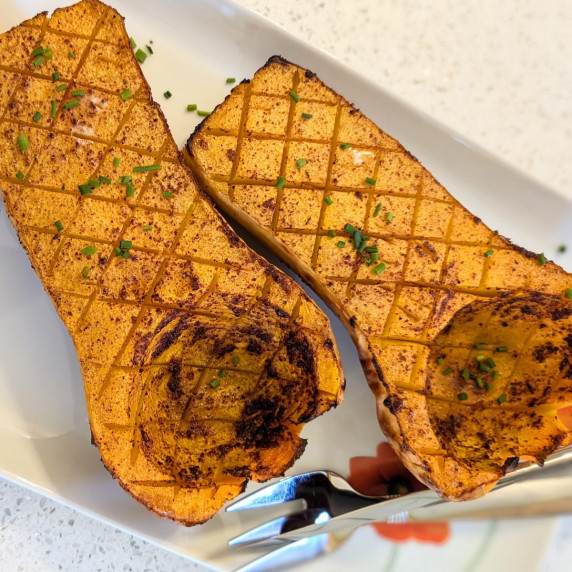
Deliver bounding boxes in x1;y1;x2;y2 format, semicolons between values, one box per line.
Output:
1;0;571;570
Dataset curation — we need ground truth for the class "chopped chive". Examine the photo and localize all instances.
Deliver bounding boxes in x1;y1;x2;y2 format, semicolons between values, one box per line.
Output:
113;157;120;167
120;250;130;259
323;195;333;206
497;394;507;405
373;262;387;275
484;249;494;257
492;370;500;379
187;104;197;111
365;246;378;253
218;369;227;378
56;83;67;92
17;132;29;154
479;362;490;373
51;100;57;117
32;47;45;57
133;164;162;172
353;230;362;249
558;244;567;253
486;357;497;368
340;142;351;150
118;175;132;184
296;158;307;169
120;240;132;250
129;37;137;49
32;111;42;123
437;357;444;366
461;369;470;379
52;70;60;82
197;110;211;116
443;367;454;376
336;241;346;248
142;225;152;231
566;288;572;299
164;91;172;99
71;90;85;97
162;191;173;198
88;178;100;188
15;171;25;180
289;91;300;103
370;251;379;263
474;343;486;349
486;383;494;392
301;113;313;119
457;392;469;401
78;184;92;195
146;45;153;54
63;100;80;109
54;220;64;231
343;223;357;234
81;266;89;280
99;175;111;184
232;356;240;365
68;51;75;58
210;379;220;389
226;77;236;84
476;377;485;388
538;252;547;266
385;212;394;222
476;355;485;361
135;49;147;64
125;183;135;197
43;47;53;60
365;177;376;186
33;56;43;67
81;245;97;256
275;177;286;190
114;247;122;256
373;203;382;217
327;230;336;238
120;89;132;101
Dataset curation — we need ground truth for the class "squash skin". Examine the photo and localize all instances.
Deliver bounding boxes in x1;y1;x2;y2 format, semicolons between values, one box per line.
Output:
0;4;344;525
185;56;572;500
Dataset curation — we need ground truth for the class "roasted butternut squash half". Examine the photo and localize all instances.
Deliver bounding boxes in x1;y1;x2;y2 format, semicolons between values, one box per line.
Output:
185;56;572;500
0;4;343;525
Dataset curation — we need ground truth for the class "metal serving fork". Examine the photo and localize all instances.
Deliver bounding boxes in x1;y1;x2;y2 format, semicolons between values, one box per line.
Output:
227;446;572;570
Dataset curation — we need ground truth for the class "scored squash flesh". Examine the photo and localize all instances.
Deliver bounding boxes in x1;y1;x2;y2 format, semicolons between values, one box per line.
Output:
185;56;572;500
0;4;344;525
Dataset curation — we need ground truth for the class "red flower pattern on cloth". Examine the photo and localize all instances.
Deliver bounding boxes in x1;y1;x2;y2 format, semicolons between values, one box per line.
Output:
348;442;450;544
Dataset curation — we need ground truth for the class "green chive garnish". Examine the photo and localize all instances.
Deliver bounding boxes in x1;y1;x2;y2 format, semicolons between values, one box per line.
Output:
218;369;227;378
164;91;172;99
197;110;211;116
129;37;137;49
210;379;220;389
558;245;567;253
114;247;122;256
566;289;572;299
476;355;485;361
343;223;357;234
125;183;135;197
81;245;97;256
16;171;25;180
32;111;42;123
461;369;470;379
486;357;496;368
437;357;444;365
365;177;376;186
135;49;147;64
43;47;53;60
323;196;333;206
118;175;132;184
63;100;80;109
457;392;469;401
289;91;300;103
113;157;120;167
71;90;85;97
81;266;89;280
51;100;57;118
52;71;60;82
373;262;387;275
120;89;132;101
88;178;100;188
78;184;92;195
142;225;152;231
296;158;307;169
474;343;486;349
162;191;173;198
301;113;313;119
33;56;43;67
476;377;485;388
373;203;382;217
492;370;500;379
327;230;336;238
538;253;547;266
133;164;162;172
17;132;29;154
340;143;351;150
99;175;111;184
385;212;394;222
68;51;75;58
32;47;45;57
443;367;454;376
486;383;494;392
484;249;494;257
337;241;346;248
120;250;130;259
497;394;507;405
353;230;362;249
187;104;197;111
120;240;132;250
275;177;286;190
370;251;379;262
232;356;240;365
56;84;67;92
226;78;236;84
146;45;153;54
54;220;64;231
479;362;490;373
365;246;378;253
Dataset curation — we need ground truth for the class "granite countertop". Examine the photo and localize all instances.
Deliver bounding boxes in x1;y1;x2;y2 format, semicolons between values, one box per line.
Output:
1;0;572;570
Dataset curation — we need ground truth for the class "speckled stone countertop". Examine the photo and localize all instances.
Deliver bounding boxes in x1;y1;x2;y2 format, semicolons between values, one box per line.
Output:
1;0;572;570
